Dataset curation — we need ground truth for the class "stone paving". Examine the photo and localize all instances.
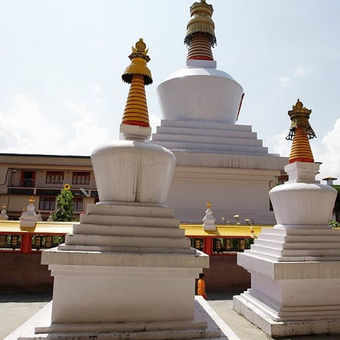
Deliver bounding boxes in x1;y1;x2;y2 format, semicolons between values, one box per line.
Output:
1;291;339;340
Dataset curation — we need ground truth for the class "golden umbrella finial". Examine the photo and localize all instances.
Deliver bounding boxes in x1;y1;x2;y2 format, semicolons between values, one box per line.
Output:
286;99;316;163
184;0;216;60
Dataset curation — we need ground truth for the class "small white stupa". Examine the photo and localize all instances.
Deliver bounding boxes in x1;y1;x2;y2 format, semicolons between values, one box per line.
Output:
0;205;9;220
234;100;340;337
152;0;287;224
7;39;231;340
20;196;38;228
203;202;216;231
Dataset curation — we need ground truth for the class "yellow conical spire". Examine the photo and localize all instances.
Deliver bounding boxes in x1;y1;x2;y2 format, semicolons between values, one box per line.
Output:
121;38;152;127
184;0;216;61
286;99;316;163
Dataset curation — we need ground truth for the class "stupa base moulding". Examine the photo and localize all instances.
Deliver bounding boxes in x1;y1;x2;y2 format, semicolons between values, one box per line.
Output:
5;297;238;340
234;293;340;338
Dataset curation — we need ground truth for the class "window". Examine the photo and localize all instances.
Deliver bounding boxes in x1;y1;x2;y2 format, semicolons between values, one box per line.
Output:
73;197;83;211
39;196;56;211
212;238;254;254
72;172;90;185
190;238;204;251
20;171;35;187
46;171;64;184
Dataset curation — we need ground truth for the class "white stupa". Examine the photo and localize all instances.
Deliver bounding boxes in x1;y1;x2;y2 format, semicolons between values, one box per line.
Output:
6;38;232;340
152;0;287;224
234;100;340;337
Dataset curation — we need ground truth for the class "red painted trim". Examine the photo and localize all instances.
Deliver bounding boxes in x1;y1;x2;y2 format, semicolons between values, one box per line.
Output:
289;158;314;163
122;121;150;127
236;93;245;121
188;56;213;60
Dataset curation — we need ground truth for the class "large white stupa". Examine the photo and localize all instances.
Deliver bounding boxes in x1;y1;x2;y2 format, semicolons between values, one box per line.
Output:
152;0;287;225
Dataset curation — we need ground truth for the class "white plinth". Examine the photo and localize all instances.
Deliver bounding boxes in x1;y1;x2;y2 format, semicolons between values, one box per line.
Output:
5;297;238;340
151;119;287;224
45;253;204;323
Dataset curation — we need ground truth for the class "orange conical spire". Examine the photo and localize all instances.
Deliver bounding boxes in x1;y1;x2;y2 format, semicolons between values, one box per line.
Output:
121;38;152;128
184;0;216;61
286;99;316;163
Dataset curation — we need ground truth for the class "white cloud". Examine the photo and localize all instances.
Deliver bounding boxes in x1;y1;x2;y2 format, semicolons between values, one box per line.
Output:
0;94;65;154
315;118;340;183
278;65;310;85
149;112;162;135
66;101;113;154
0;94;113;156
266;129;290;157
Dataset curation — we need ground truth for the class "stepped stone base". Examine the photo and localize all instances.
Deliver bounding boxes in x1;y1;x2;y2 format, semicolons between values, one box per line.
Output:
5;297;237;340
234;293;340;338
234;222;340;337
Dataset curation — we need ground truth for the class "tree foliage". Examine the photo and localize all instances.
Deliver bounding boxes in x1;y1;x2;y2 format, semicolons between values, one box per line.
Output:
53;184;74;221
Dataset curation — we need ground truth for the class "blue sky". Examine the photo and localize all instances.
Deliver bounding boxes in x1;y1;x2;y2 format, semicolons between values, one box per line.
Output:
0;0;339;182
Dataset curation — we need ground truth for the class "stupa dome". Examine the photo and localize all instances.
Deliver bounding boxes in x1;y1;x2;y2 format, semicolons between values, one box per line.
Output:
157;0;244;124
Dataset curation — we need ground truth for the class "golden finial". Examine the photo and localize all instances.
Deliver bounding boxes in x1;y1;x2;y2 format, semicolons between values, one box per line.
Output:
206;202;212;209
121;38;153;128
29;196;35;204
286;99;316;140
286;99;315;163
185;0;216;47
122;38;152;85
1;205;6;210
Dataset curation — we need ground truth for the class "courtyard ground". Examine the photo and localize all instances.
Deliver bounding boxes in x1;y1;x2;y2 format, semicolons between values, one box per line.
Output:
0;291;339;340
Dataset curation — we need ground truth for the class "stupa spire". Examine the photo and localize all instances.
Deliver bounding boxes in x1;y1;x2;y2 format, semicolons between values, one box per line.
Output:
184;0;216;61
286;99;316;163
121;38;152;128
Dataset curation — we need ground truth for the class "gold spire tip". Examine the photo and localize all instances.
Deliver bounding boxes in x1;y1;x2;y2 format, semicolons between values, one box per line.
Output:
286;99;316;141
122;38;153;85
286;99;316;164
184;0;216;47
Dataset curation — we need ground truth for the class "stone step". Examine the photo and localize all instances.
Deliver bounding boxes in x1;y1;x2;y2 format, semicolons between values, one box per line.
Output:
29;328;222;340
255;239;340;249
58;243;196;254
243;249;340;262
251;244;340;257
154;141;268;155
155;125;256;139
160;119;252;131
265;226;335;235
152;132;262;147
86;204;175;218
73;223;185;238
65;233;190;249
80;214;179;228
258;233;340;243
35;319;209;334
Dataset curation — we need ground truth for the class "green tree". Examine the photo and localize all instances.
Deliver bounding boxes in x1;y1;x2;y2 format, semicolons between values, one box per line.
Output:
53;184;74;221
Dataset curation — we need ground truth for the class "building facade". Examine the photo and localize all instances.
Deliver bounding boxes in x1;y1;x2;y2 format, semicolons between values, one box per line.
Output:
0;153;97;219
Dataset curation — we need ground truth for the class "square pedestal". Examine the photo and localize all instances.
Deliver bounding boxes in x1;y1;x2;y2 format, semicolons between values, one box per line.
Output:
42;249;208;324
5;297;237;340
234;253;340;337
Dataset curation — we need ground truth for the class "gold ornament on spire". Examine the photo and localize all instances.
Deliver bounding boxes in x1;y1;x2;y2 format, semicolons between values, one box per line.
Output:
122;38;152;85
286;99;316;164
121;39;152;127
184;0;216;47
286;99;316;140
